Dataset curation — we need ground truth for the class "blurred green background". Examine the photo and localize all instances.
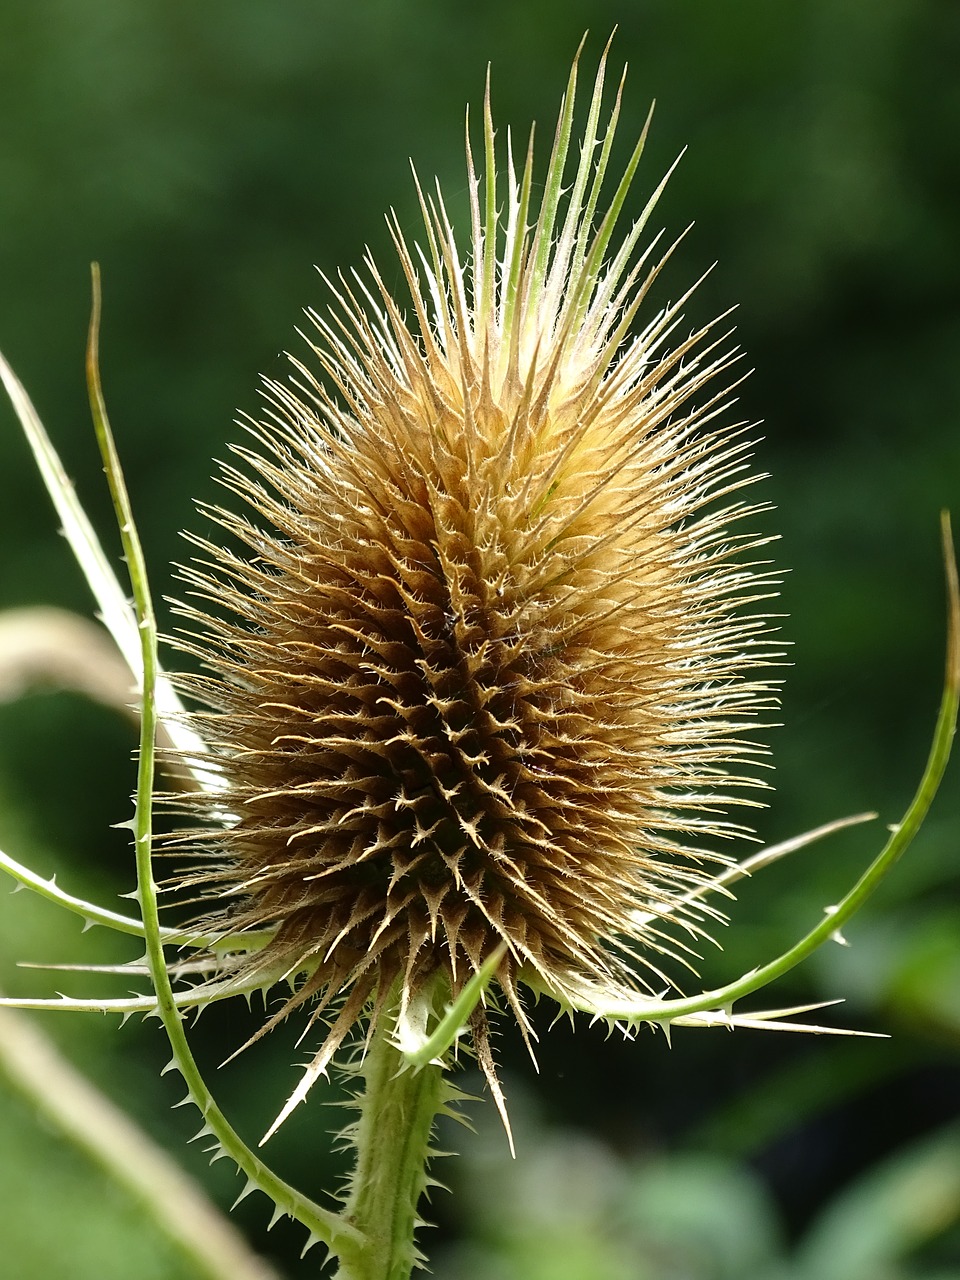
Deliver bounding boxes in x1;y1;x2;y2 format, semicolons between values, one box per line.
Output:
0;1;958;1276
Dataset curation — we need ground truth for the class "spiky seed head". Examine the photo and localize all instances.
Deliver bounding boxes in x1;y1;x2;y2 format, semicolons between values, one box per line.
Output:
170;47;779;1099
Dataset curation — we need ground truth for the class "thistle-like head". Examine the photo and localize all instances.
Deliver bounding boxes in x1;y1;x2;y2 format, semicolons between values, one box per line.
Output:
171;44;779;1105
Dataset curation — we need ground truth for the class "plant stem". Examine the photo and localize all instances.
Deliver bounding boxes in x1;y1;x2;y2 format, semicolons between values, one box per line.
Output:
86;267;353;1255
335;1008;449;1280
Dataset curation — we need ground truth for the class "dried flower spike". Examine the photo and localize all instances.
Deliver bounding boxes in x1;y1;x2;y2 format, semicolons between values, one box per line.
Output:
171;44;778;1109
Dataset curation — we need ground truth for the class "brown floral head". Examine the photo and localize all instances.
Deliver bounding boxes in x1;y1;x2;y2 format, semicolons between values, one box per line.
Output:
170;46;778;1120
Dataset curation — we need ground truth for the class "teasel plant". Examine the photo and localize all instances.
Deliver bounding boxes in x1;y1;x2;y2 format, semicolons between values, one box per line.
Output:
0;37;957;1280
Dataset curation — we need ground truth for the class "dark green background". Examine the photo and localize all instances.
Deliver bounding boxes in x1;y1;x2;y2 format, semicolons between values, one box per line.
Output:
1;2;958;1276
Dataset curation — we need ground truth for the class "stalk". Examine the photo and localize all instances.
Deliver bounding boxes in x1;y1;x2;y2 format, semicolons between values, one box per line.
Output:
335;1005;450;1280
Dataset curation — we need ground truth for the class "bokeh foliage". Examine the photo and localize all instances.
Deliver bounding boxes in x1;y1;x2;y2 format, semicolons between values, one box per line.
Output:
0;2;958;1276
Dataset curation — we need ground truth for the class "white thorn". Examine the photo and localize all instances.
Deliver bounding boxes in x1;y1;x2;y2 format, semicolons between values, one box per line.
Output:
300;1232;322;1258
231;1178;257;1210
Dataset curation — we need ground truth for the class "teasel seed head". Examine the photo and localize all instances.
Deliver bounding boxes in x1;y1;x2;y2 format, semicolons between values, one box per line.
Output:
169;46;780;1105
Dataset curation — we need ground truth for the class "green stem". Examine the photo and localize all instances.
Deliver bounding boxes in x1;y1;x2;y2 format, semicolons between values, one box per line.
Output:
336;1005;450;1280
85;266;355;1258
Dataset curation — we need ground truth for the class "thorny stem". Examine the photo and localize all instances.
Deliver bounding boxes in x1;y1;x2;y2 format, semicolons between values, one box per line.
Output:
86;266;356;1260
335;998;450;1280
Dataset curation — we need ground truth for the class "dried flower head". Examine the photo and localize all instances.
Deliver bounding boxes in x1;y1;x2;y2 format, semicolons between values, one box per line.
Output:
171;48;778;1103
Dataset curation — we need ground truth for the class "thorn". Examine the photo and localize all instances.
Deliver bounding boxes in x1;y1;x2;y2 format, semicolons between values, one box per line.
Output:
232;1178;258;1210
267;1204;286;1232
160;1057;179;1077
300;1232;322;1258
822;906;849;944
